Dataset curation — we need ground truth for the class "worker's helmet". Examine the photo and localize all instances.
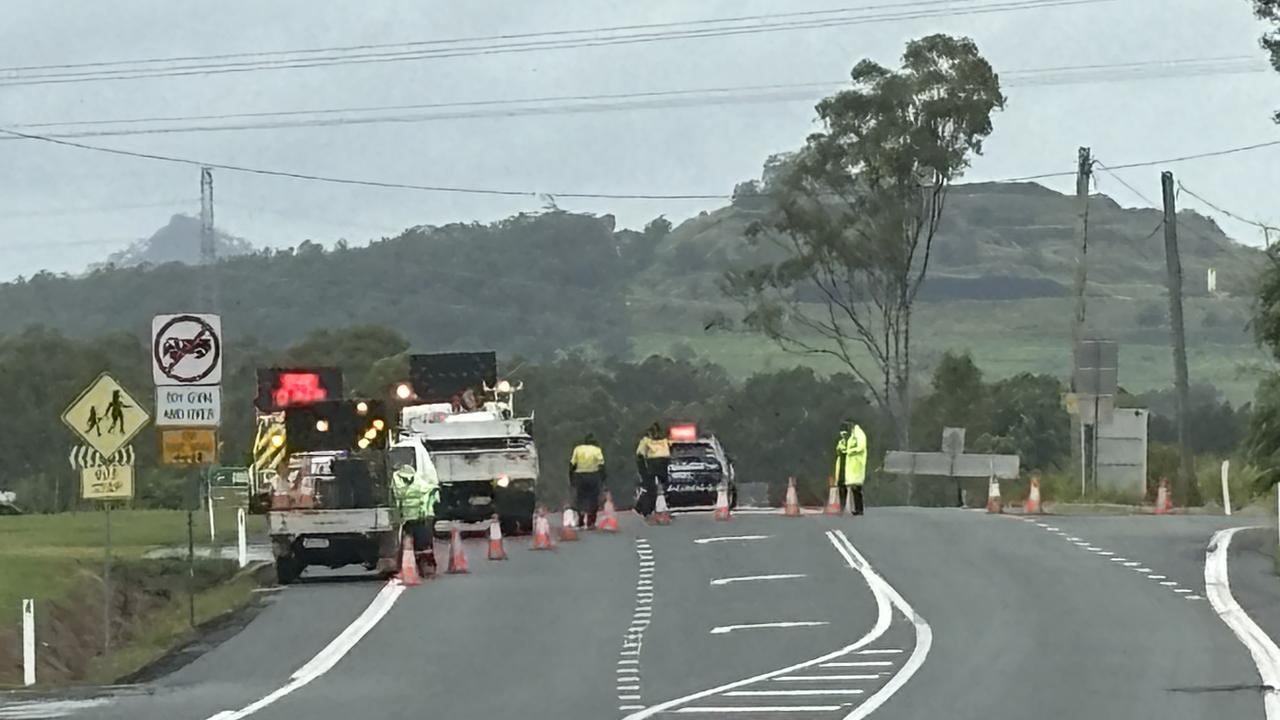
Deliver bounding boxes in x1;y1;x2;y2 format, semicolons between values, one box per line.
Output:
394;464;416;482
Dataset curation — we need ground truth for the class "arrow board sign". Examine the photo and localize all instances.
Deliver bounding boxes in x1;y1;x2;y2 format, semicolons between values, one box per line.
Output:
152;313;222;385
155;386;222;427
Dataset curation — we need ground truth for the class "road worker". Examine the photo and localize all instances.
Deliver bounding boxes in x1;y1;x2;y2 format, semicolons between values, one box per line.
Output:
392;463;440;574
634;422;670;517
569;433;607;529
835;421;867;515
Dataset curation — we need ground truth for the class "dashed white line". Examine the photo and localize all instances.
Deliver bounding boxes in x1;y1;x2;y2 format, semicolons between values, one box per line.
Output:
725;690;865;696
857;648;903;655
819;661;893;667
694;535;771;544
1160;581;1179;586
673;707;842;713
710;574;807;586
775;674;882;681
1148;575;1167;580
711;622;830;635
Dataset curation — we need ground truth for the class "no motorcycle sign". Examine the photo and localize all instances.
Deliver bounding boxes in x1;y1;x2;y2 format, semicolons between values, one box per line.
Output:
152;313;223;386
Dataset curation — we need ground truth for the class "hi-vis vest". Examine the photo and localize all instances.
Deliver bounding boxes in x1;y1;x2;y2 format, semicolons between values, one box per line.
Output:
570;444;605;474
393;473;439;521
636;436;670;460
841;425;868;486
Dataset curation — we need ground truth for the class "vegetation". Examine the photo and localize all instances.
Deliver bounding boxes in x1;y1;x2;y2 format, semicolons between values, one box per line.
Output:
724;34;1005;448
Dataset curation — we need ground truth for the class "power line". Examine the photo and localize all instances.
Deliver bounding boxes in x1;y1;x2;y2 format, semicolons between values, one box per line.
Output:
2;56;1265;141
0;126;731;200
1176;181;1279;231
1093;160;1159;206
0;0;1111;87
0;0;1032;74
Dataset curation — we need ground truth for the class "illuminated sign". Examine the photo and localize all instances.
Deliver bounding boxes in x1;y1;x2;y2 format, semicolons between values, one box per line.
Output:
255;368;343;412
669;424;698;442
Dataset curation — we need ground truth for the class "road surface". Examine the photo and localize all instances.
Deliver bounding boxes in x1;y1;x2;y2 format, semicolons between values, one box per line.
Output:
4;508;1279;720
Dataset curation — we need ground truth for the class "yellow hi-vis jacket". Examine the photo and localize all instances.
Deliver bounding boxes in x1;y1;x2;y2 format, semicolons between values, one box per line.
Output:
570;444;605;474
636;436;670;460
840;425;867;486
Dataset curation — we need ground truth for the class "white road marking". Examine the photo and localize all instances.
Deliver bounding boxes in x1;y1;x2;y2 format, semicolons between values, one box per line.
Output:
695;535;771;544
0;700;109;719
620;706;645;711
674;707;843;713
856;649;903;655
711;622;830;635
832;529;934;720
1206;526;1280;719
1175;588;1193;593
1068;537;1082;541
711;574;807;586
1085;546;1102;551
726;690;865;696
618;685;641;691
775;674;881;681
621;530;894;720
1148;575;1167;580
1160;581;1179;586
1123;562;1141;567
620;694;642;700
1135;568;1152;573
619;659;639;665
1095;551;1114;556
1045;527;1060;531
1187;594;1204;600
206;580;404;720
819;661;893;667
1109;558;1126;562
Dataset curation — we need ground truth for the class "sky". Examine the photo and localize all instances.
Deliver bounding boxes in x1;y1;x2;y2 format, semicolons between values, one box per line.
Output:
2;0;1278;280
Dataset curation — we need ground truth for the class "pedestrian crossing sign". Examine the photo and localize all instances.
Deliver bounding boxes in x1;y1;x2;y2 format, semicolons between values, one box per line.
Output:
62;373;151;459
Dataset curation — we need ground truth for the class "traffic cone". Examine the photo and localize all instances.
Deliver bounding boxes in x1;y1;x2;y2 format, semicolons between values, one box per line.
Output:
1154;477;1172;515
531;507;555;550
824;484;842;516
598;492;619;533
653;491;672;525
783;477;802;517
713;482;732;521
487;516;508;560
986;475;1003;514
446;525;469;574
559;506;580;541
398;535;421;587
1025;475;1042;514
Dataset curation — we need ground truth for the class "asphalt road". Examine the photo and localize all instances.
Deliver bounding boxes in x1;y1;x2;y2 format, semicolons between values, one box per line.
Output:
5;507;1280;720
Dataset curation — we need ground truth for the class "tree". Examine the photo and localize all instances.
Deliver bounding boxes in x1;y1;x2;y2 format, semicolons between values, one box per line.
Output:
1255;0;1280;121
1248;250;1280;486
723;34;1005;448
911;351;987;450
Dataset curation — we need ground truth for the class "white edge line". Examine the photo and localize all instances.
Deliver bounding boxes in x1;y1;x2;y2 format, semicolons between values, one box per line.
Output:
619;530;892;720
1205;526;1280;720
833;529;933;720
710;621;829;635
208;580;405;720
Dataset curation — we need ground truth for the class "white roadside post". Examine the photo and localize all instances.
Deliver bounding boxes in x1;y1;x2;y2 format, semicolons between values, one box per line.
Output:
207;480;216;543
237;508;248;568
1221;460;1231;516
22;598;35;686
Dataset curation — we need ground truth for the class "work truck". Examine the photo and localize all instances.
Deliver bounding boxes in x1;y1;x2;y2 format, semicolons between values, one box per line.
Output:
396;352;538;535
265;399;406;583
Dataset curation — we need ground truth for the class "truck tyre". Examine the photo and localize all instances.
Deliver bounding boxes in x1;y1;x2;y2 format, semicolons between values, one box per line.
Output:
275;556;302;585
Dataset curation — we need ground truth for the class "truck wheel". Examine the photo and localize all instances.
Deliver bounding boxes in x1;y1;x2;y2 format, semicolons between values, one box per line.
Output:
275;556;302;585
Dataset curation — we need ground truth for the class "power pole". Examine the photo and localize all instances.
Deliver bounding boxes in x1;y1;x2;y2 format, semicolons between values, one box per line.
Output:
1069;147;1092;494
199;167;217;312
1160;171;1201;506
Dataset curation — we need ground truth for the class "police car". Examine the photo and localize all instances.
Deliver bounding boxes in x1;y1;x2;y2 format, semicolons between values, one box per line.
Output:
663;424;737;509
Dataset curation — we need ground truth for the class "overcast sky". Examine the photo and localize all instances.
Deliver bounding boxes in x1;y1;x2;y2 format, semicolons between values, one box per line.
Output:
2;0;1278;280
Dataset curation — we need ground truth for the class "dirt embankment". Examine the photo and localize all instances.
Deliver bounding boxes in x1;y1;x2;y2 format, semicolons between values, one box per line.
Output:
0;559;249;686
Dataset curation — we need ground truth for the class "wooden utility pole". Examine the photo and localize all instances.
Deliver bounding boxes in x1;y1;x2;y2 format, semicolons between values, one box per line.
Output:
1160;171;1201;506
1070;148;1092;494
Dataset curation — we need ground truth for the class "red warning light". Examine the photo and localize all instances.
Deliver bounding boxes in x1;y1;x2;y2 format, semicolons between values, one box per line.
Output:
669;424;698;442
273;372;329;409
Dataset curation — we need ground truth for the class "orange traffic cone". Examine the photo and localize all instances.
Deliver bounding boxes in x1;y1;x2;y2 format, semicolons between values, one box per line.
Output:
713;482;732;521
1154;477;1172;515
559;506;580;541
487;516;508;560
531;507;555;550
398;535;421;586
986;475;1003;514
598;492;619;533
653;491;672;525
783;477;802;517
446;525;469;574
824;483;842;516
1025;474;1042;515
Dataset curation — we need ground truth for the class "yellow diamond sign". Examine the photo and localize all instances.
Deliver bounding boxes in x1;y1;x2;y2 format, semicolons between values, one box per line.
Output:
62;373;150;459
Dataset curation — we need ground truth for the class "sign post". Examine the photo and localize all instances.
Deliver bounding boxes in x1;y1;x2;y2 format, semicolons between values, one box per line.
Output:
237;508;248;568
62;373;147;660
154;313;223;630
